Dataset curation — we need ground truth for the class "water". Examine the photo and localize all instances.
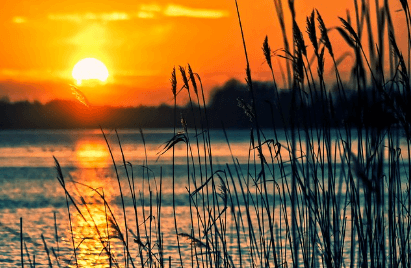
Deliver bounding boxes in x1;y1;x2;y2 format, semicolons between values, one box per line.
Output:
0;128;256;267
0;128;409;267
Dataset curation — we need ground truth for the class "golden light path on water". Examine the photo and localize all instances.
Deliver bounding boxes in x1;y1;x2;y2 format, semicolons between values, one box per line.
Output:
75;140;111;169
70;139;119;267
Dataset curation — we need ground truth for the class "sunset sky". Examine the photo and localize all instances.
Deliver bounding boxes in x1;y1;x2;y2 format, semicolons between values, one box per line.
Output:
0;0;406;106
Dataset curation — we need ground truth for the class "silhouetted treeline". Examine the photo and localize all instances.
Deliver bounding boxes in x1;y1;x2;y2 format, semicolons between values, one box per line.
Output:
0;79;400;129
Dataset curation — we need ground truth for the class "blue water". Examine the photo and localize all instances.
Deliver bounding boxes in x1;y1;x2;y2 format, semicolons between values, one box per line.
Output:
0;128;409;267
0;128;257;267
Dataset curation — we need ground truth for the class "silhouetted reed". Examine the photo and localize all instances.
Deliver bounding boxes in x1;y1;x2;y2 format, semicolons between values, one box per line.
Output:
35;0;411;267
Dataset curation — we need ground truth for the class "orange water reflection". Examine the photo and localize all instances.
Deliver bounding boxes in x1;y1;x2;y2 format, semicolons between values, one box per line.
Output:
69;139;125;267
75;140;111;168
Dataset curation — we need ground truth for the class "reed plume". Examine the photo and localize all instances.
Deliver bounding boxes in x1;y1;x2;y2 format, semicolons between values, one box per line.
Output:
71;86;90;108
316;10;333;58
262;36;273;70
306;10;318;56
170;67;177;98
179;65;190;90
187;64;198;95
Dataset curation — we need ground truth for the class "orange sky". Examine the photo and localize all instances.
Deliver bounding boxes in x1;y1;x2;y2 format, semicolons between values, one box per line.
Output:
0;0;406;106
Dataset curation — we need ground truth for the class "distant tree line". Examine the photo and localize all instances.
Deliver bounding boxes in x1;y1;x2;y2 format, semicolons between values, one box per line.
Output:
0;79;401;129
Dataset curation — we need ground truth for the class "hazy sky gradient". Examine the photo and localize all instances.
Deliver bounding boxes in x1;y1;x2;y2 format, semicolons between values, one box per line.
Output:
0;0;406;106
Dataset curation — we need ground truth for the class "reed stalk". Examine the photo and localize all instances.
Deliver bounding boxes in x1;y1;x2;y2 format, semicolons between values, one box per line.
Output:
44;1;411;267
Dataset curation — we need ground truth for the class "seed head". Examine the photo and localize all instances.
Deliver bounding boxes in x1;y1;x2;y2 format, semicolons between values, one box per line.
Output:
71;86;90;108
262;36;273;70
306;10;318;56
170;67;177;98
187;64;198;95
316;10;334;58
179;66;189;90
293;20;307;57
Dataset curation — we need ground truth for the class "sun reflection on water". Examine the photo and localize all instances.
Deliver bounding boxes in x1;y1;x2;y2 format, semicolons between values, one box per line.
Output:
75;140;111;168
67;167;128;267
69;139;126;267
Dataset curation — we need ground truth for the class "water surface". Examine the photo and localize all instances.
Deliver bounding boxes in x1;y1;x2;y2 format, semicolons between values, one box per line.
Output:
1;128;408;267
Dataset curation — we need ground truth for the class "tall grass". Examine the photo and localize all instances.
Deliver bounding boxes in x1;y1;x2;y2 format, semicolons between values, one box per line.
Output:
29;0;411;267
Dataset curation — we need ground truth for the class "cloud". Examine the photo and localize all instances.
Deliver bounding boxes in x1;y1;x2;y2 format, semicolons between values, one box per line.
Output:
48;14;83;23
164;4;229;19
0;68;70;81
48;12;130;23
135;4;161;19
100;12;129;21
47;4;228;23
140;4;162;12
137;11;156;19
12;16;27;24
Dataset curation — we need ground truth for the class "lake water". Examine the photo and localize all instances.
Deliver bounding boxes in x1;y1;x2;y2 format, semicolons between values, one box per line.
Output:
0;128;258;267
0;128;409;267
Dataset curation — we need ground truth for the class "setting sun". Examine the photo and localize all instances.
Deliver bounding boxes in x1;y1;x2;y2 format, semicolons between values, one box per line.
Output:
72;58;109;85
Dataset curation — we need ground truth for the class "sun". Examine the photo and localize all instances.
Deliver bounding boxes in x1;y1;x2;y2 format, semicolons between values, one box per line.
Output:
72;58;109;85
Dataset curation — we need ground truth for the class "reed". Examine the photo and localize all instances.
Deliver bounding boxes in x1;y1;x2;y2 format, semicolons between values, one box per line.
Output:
42;0;411;267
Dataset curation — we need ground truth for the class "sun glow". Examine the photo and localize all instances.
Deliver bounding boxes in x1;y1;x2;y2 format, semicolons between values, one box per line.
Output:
75;140;111;168
72;58;109;85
